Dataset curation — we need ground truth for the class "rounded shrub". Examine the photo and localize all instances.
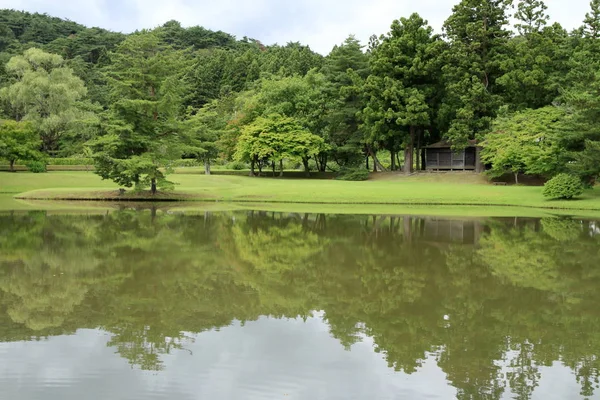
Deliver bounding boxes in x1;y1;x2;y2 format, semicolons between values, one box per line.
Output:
336;167;370;181
26;160;47;173
542;173;584;200
225;161;247;170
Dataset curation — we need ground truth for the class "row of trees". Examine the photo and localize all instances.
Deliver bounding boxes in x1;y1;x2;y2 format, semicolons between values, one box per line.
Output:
1;210;600;398
1;1;600;190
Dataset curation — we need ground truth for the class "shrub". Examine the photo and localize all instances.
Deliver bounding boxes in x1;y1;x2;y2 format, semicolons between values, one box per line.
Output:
542;173;584;200
171;159;199;167
225;161;247;170
336;167;370;181
47;158;93;165
26;160;47;173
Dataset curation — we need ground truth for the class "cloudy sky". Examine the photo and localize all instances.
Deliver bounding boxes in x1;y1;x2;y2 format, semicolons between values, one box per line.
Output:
1;0;594;54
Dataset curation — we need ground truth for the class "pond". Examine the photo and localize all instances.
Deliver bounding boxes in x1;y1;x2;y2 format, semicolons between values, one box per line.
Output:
1;209;599;400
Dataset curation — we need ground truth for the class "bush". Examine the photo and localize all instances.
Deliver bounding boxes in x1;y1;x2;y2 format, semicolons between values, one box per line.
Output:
171;159;199;167
47;158;93;165
225;161;247;170
543;174;584;200
336;167;370;181
26;160;47;173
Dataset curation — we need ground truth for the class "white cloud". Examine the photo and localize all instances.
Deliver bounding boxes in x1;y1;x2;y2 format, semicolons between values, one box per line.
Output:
0;0;594;54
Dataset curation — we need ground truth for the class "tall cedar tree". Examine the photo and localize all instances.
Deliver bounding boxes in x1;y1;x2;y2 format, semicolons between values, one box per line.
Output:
441;0;512;146
499;0;570;110
92;32;190;194
321;36;370;168
363;13;441;173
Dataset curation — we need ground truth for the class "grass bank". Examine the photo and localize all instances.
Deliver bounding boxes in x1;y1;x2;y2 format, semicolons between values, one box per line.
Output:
2;171;600;215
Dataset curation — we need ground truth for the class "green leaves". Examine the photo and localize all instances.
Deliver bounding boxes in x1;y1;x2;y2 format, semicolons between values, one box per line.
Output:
481;106;571;181
235;113;326;165
0;48;88;152
0;119;43;170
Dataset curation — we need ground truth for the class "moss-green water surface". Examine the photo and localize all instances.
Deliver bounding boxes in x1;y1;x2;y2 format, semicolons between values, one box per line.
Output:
1;210;599;399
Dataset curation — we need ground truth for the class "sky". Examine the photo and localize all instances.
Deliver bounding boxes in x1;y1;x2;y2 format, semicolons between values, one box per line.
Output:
1;0;595;54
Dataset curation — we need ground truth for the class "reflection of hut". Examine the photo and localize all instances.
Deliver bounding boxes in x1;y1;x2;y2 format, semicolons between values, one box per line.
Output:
422;218;483;245
423;140;483;172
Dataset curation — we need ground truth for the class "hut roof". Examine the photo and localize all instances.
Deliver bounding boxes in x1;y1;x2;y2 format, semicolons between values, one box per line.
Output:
425;140;478;149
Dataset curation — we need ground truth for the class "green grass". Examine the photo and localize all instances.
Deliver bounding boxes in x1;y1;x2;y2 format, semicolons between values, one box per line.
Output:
2;170;600;216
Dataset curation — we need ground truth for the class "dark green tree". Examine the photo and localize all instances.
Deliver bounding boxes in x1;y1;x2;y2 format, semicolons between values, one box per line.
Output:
441;0;512;145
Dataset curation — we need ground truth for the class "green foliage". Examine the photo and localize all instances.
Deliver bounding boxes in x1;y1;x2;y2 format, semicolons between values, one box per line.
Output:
0;48;90;153
0;120;42;171
336;167;370;181
92;32;191;193
235;113;327;176
46;157;93;166
363;14;440;172
225;160;247;170
25;160;46;173
442;0;512;144
542;173;585;200
481;106;571;182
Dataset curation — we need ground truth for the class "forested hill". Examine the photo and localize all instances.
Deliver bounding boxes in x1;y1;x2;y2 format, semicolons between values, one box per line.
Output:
1;1;600;196
0;9;323;107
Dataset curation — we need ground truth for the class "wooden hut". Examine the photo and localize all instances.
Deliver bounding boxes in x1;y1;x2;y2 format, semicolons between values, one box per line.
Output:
423;140;483;172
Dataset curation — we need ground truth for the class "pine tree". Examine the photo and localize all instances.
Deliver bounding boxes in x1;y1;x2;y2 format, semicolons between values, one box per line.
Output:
583;0;600;39
515;0;550;35
91;32;191;194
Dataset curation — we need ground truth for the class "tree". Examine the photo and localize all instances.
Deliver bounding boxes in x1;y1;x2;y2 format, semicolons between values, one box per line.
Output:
91;32;191;194
498;22;570;110
183;100;227;175
441;0;512;145
515;0;549;35
0;120;42;171
321;36;370;169
362;14;441;173
481;106;571;183
235;113;326;177
583;0;600;39
0;48;88;153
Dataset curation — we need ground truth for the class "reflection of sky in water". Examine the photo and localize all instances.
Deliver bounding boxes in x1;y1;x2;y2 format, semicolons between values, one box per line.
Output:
0;315;590;400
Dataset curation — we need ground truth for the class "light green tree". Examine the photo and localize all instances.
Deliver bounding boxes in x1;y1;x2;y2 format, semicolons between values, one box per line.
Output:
0;120;42;171
0;48;88;153
481;107;570;183
235;113;326;176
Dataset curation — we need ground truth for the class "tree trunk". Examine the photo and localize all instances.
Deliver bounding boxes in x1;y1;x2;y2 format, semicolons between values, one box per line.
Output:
366;154;370;171
514;172;519;185
404;216;412;243
258;160;263;175
367;146;387;172
416;130;421;172
302;157;310;178
9;159;15;172
272;161;276;177
204;159;211;175
390;150;396;172
404;127;415;175
151;178;157;195
279;159;284;177
250;157;256;177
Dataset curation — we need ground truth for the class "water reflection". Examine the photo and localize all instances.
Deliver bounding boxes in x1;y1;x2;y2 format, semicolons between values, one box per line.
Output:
0;210;599;399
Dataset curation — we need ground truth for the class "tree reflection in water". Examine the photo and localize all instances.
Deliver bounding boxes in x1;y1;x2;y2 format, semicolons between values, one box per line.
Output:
0;209;599;397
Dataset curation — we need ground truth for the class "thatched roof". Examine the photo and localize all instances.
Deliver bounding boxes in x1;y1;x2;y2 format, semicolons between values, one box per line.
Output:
425;140;478;149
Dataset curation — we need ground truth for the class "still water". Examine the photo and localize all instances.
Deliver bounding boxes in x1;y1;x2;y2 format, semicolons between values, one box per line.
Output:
0;209;599;400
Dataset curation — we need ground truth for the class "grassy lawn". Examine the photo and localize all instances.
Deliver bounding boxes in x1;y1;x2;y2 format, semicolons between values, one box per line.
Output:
2;170;600;215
